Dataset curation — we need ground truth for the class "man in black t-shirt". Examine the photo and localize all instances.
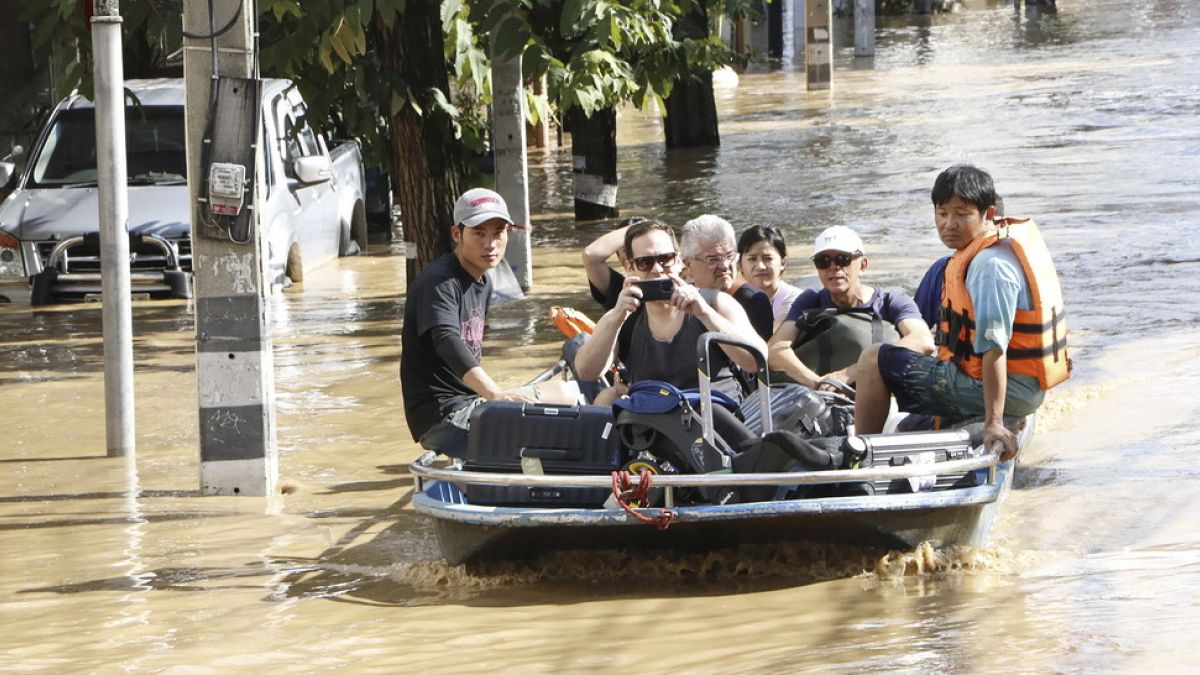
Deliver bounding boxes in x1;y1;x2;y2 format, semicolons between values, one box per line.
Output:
401;188;573;458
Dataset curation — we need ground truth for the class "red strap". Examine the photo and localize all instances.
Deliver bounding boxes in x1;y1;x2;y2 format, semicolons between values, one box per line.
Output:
611;470;675;530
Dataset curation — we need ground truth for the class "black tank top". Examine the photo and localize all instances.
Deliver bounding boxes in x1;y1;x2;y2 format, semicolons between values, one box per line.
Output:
618;288;740;398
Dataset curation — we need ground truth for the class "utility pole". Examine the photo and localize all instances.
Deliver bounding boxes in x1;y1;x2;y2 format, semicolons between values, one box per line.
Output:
805;0;833;91
767;0;795;62
91;0;135;457
490;19;532;290
183;0;277;496
854;0;875;58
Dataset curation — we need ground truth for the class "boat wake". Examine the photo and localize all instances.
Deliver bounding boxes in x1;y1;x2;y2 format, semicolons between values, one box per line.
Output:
384;540;1026;596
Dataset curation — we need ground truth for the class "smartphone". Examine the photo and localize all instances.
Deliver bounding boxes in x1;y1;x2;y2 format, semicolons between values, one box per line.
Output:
634;278;675;302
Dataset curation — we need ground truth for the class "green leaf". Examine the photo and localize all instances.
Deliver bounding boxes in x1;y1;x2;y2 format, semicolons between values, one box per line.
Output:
328;22;353;66
559;0;586;36
389;90;407;116
317;40;335;73
427;87;460;118
375;0;406;27
525;90;553;127
493;16;530;60
442;0;463;32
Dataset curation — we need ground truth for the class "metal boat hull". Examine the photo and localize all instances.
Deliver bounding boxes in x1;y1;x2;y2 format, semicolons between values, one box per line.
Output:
414;462;1013;565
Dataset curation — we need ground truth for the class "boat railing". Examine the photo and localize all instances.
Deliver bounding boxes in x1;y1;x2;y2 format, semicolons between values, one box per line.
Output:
410;448;1000;495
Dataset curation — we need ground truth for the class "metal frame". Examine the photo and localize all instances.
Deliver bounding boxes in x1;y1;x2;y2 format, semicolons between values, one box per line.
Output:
411;441;1000;514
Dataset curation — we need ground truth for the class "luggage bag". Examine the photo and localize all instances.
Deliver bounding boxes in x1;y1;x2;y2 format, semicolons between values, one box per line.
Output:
463;402;622;506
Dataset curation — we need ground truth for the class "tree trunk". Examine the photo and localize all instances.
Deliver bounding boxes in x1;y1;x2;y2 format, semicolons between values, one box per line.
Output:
664;5;720;149
374;0;468;278
565;106;619;221
664;71;720;148
768;0;784;58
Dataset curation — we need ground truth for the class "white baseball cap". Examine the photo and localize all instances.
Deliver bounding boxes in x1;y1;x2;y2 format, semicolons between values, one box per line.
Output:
811;225;865;258
453;188;513;228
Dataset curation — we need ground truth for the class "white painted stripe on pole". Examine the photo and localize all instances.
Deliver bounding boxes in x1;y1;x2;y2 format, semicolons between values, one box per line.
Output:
574;173;618;207
201;457;277;497
197;350;264;408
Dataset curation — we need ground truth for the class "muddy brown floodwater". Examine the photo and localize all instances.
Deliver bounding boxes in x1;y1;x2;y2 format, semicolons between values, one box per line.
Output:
4;0;1200;670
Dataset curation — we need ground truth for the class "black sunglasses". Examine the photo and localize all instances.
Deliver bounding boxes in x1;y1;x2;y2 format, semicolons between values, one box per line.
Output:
632;252;678;272
812;252;861;270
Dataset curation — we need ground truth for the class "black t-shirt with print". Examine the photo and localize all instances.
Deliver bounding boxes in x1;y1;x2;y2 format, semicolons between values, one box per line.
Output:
400;254;492;440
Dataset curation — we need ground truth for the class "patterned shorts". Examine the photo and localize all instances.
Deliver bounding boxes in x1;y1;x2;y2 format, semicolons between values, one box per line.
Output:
877;344;981;419
876;345;1043;422
444;383;542;430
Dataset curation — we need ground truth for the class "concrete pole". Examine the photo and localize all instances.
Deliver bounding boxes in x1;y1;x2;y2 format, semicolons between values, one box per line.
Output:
489;36;532;291
183;0;277;496
854;0;875;57
781;0;795;63
805;0;833;91
91;0;135;457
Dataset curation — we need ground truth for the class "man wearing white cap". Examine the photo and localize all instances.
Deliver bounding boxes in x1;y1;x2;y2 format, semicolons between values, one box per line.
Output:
766;225;933;390
401;188;572;457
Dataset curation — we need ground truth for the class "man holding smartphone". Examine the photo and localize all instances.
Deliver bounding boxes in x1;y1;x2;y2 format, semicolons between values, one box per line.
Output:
575;218;766;403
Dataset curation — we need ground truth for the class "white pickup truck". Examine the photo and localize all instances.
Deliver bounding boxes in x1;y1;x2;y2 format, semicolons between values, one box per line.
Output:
0;78;366;305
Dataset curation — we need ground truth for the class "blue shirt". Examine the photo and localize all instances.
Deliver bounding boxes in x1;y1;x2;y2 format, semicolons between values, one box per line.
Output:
785;287;922;329
966;241;1034;355
915;256;950;328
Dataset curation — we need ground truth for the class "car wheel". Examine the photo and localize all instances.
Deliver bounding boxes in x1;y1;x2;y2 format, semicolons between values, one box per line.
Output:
338;222;360;257
31;268;58;306
285;243;303;287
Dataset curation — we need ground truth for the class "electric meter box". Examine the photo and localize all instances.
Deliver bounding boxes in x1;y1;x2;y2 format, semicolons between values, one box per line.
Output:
208;162;247;216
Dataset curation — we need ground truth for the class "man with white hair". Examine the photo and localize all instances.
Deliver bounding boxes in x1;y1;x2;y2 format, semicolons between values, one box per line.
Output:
680;214;774;340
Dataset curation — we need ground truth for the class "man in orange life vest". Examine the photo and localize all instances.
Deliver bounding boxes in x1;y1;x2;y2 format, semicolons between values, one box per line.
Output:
852;165;1070;460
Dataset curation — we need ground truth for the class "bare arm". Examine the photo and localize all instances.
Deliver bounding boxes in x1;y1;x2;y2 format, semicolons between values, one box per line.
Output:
981;348;1018;460
895;317;936;356
767;321;822;388
582;225;629;294
675;282;766;373
575;277;641;380
461;366;537;403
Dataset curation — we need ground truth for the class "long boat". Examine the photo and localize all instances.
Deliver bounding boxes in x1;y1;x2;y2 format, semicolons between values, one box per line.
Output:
409;333;1028;566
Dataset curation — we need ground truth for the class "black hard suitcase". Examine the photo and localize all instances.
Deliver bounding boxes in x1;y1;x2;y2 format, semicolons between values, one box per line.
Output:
463;402;622;507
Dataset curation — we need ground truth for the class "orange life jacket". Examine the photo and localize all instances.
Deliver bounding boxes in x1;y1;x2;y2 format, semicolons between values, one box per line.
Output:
936;217;1070;390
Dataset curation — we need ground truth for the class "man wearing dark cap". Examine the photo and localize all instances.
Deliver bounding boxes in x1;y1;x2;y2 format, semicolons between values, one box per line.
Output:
401;188;571;457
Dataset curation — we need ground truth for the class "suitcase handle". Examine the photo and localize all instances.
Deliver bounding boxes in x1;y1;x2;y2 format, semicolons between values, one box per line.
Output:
521;403;581;418
519;446;583;461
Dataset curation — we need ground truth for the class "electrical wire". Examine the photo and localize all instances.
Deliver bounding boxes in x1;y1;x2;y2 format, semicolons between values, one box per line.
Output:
180;0;241;40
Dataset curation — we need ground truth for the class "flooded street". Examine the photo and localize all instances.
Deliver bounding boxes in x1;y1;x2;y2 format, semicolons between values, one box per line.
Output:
3;0;1200;669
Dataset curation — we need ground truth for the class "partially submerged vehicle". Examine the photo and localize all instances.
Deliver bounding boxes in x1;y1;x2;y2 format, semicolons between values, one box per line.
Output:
411;333;1028;566
0;78;366;305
